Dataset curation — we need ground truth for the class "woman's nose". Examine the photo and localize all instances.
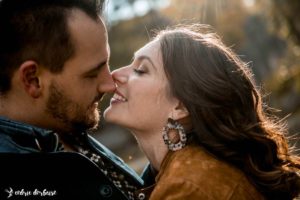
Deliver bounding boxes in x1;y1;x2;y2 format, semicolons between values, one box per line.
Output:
111;66;129;85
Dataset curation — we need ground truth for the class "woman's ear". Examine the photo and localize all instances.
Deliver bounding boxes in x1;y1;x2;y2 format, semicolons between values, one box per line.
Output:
171;101;193;132
19;61;42;98
172;101;189;120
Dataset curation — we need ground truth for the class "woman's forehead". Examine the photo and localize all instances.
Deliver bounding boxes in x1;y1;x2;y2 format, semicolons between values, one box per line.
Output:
135;40;160;57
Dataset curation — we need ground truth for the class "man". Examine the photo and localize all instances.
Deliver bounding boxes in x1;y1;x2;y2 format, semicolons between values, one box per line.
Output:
0;0;152;199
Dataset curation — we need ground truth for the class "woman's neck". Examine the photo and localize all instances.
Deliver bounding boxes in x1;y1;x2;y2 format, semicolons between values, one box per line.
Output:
132;130;169;171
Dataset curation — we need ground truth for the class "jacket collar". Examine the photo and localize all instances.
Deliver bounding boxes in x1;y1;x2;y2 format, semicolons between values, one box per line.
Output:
0;116;61;152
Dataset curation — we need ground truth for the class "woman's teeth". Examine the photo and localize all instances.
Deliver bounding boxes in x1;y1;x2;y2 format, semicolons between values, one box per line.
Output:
112;93;127;102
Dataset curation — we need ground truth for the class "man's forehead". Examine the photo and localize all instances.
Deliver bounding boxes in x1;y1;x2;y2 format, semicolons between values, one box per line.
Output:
67;9;108;53
67;8;106;35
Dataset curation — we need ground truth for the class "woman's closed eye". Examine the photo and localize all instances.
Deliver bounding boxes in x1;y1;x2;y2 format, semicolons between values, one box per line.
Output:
133;67;147;75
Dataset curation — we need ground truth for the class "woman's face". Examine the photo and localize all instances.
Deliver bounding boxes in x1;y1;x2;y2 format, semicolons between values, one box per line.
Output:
104;40;178;133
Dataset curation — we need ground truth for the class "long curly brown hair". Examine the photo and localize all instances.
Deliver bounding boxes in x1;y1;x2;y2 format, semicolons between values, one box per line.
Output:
156;25;300;199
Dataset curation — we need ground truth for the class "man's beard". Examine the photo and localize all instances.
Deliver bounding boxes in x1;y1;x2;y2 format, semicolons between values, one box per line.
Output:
45;81;101;133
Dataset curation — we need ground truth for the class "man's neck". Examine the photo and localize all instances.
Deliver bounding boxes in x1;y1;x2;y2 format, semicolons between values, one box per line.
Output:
0;94;39;126
56;131;84;153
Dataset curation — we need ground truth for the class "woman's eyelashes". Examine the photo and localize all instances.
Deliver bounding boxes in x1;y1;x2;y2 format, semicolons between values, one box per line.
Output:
133;66;147;75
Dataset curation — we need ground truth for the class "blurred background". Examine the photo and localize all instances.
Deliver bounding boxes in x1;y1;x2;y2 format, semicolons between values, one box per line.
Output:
93;0;300;174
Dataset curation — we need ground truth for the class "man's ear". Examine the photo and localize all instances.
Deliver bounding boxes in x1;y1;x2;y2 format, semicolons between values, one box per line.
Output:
19;61;42;98
172;101;189;120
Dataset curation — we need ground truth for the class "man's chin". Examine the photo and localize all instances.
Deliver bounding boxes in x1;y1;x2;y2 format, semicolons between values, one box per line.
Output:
69;111;100;133
70;121;97;134
87;124;99;133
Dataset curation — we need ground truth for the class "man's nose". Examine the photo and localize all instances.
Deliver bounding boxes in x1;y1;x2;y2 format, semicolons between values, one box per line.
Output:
98;69;116;94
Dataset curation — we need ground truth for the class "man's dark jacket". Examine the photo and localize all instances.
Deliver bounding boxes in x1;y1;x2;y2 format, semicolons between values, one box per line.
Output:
0;116;146;200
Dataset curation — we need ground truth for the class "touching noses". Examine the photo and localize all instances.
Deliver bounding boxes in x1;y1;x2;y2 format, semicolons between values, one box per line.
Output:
97;68;116;94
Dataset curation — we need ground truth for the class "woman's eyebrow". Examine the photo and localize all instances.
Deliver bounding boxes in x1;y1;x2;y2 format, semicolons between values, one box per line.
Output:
134;54;157;71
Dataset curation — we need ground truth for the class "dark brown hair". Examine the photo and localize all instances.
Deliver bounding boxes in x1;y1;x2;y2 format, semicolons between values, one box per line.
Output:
0;0;105;94
156;25;300;199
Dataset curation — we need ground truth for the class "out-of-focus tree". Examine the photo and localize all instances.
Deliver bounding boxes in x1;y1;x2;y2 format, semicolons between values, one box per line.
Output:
162;0;287;82
240;14;286;82
106;0;166;24
162;0;248;44
108;11;171;70
108;0;252;69
271;0;300;46
262;0;300;135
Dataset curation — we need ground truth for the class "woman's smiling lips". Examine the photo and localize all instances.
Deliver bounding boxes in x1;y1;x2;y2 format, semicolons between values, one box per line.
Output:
111;90;128;104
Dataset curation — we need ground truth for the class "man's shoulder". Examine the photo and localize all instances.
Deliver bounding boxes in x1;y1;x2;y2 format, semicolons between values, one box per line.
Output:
0;131;25;153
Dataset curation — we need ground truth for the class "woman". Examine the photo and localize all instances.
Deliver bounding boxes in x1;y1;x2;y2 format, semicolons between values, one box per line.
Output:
104;25;300;199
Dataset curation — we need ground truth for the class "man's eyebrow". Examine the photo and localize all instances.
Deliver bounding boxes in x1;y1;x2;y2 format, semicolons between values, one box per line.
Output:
82;60;107;76
133;54;157;71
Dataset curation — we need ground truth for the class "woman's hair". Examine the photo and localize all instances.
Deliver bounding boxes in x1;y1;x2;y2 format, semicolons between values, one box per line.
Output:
156;25;300;199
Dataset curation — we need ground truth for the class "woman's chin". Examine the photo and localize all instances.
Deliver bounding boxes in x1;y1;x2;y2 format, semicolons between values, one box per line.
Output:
103;110;121;124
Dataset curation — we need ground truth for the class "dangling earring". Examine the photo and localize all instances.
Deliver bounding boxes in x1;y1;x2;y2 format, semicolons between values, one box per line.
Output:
162;118;187;151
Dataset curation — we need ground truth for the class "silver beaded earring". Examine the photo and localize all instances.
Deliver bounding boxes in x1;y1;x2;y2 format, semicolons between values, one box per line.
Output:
162;118;187;151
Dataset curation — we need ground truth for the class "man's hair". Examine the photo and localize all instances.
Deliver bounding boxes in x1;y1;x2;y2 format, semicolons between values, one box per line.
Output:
0;0;105;94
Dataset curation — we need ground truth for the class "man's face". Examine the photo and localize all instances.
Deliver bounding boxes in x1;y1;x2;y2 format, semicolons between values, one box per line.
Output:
44;9;115;133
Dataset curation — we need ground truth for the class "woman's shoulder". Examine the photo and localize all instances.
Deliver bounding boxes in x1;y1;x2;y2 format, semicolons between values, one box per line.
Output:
158;144;244;182
151;144;264;200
